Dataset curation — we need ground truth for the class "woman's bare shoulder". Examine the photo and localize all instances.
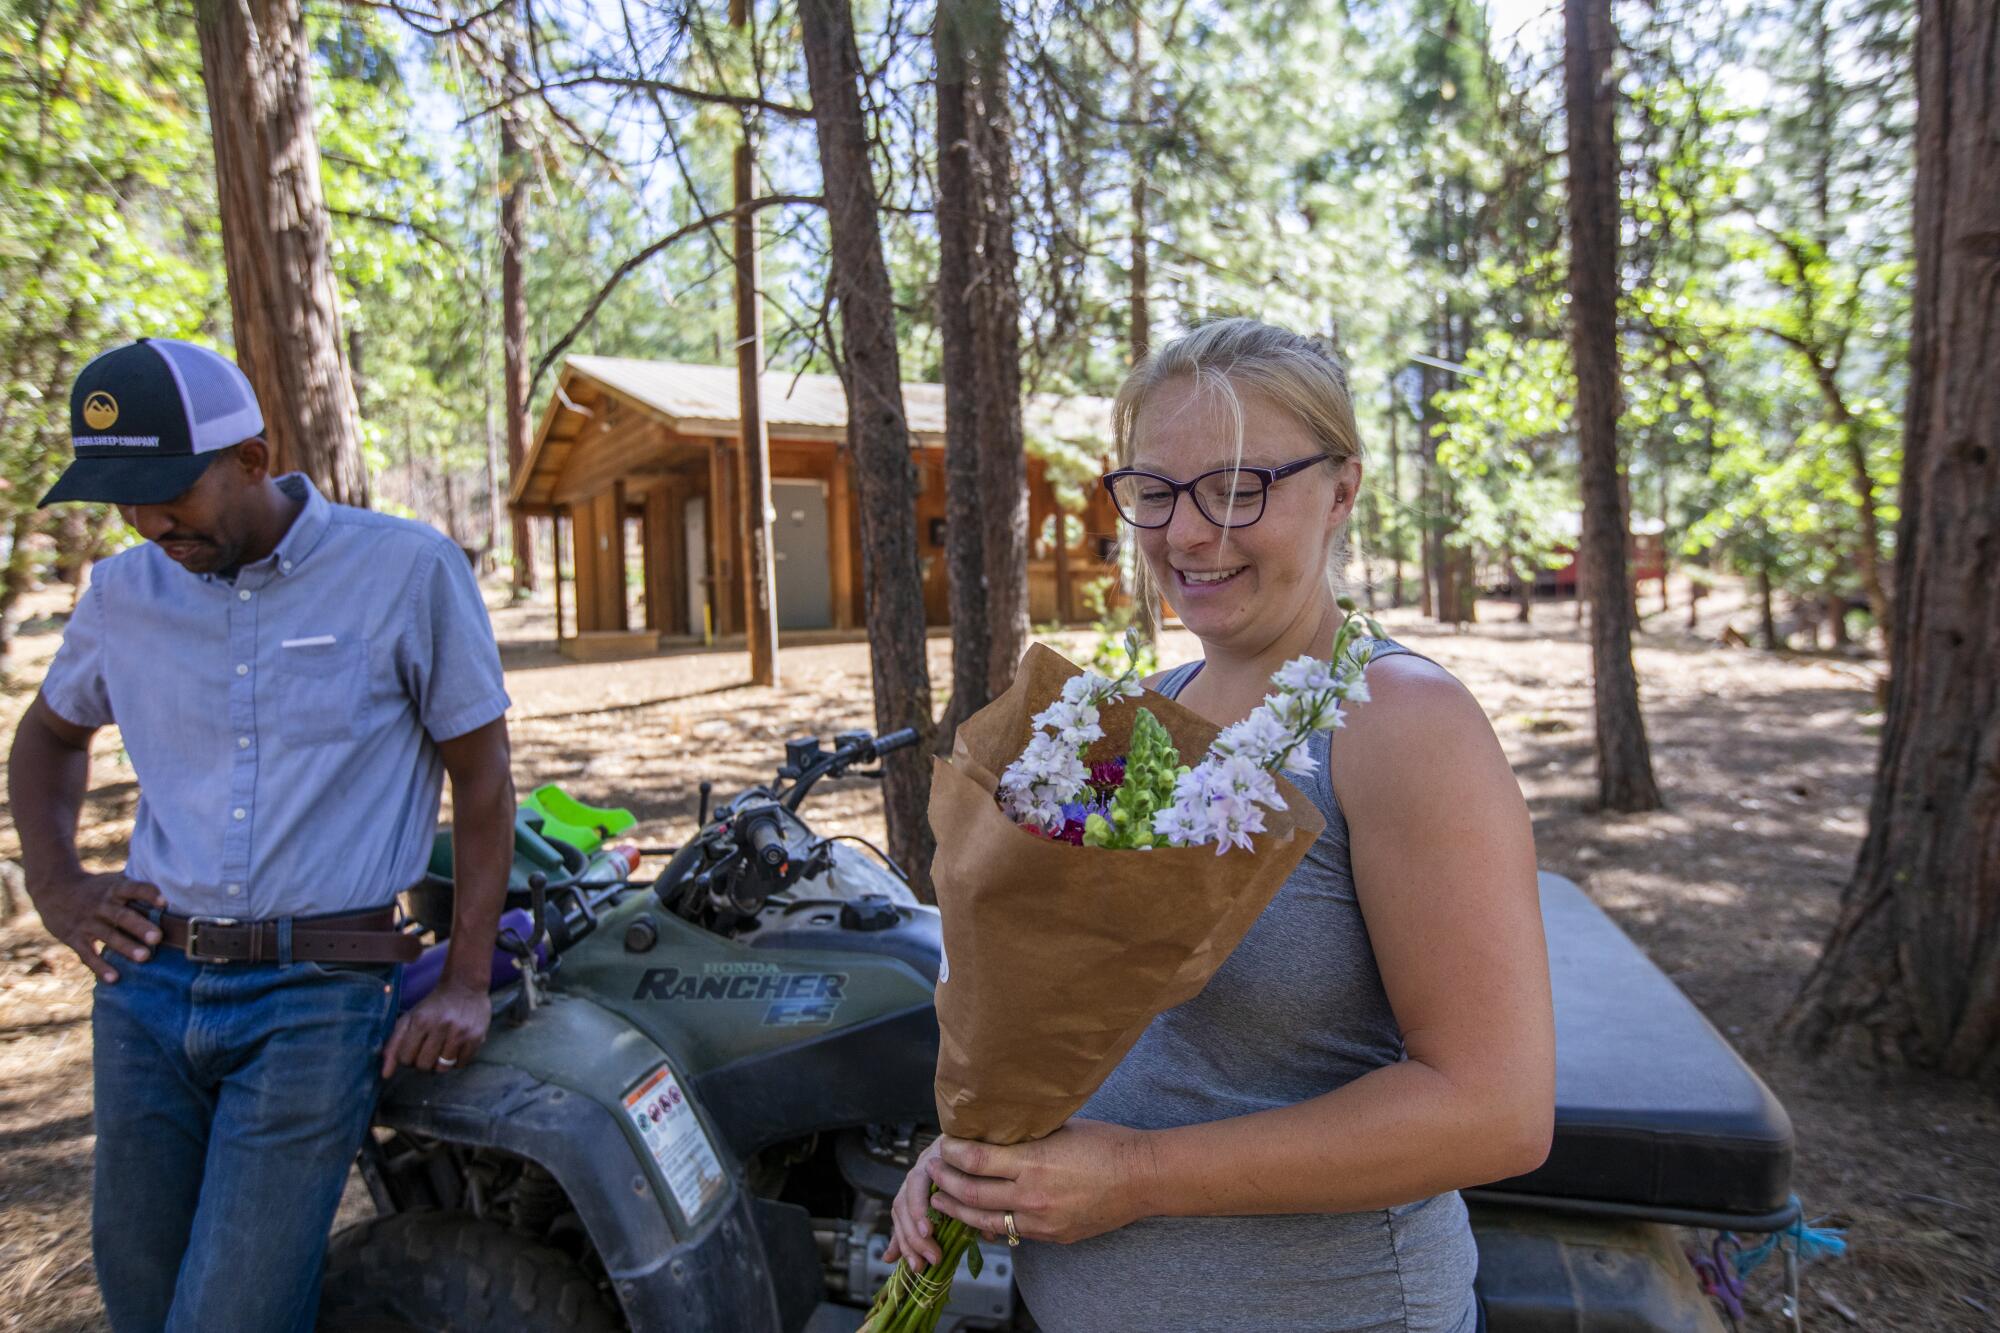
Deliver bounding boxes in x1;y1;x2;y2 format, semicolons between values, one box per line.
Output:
1335;649;1504;786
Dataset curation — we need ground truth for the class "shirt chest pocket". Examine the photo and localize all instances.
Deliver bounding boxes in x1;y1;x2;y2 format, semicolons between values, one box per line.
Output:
275;637;369;745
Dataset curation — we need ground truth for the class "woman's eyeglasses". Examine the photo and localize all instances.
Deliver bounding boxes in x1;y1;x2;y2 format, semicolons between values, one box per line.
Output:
1100;455;1330;530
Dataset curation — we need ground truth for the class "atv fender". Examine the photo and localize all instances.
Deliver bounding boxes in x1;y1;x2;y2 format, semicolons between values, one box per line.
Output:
375;1000;794;1332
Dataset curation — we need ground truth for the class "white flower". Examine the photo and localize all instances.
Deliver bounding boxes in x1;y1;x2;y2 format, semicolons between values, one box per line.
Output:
1278;741;1318;779
1215;710;1293;768
1338;671;1371;705
1208;800;1267;854
1000;732;1089;819
1033;698;1105;749
1151;803;1208;846
1208;753;1274;803
1034;699;1094;734
1061;671;1141;708
1273;656;1336;693
1060;673;1103;705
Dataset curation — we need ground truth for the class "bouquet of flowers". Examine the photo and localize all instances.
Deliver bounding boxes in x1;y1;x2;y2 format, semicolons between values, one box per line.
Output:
860;605;1382;1332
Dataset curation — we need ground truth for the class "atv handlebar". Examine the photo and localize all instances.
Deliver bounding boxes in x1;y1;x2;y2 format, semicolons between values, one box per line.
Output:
649;723;923;923
744;814;788;868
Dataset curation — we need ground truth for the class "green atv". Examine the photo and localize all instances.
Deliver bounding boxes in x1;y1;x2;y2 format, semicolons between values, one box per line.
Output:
318;727;1800;1333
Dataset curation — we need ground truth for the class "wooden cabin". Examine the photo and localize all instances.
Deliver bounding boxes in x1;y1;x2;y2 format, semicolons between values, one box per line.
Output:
509;357;1127;659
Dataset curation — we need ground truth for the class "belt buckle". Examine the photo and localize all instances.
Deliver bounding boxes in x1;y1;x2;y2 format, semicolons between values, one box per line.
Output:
184;915;241;963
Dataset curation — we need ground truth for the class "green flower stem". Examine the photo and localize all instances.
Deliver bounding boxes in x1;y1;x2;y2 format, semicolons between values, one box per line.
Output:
858;1197;984;1333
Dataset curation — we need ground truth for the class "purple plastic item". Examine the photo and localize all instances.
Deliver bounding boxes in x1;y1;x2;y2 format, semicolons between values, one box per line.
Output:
397;907;550;1012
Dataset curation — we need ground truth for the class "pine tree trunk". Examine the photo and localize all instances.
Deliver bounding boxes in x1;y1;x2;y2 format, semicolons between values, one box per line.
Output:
193;0;367;506
799;0;937;898
1123;8;1156;651
1565;0;1661;812
934;0;990;751
964;10;1030;697
501;36;537;595
1789;0;2000;1075
479;251;503;571
1127;7;1150;363
0;512;38;670
1388;398;1405;608
1759;563;1780;650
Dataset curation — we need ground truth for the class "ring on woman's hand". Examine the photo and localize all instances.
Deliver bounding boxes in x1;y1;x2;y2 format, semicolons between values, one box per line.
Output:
1003;1212;1021;1247
436;1057;456;1068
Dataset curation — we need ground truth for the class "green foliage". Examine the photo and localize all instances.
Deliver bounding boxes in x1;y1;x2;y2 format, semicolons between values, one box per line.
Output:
0;0;1920;651
1433;332;1573;584
1082;582;1157;680
1082;705;1182;850
0;0;218;566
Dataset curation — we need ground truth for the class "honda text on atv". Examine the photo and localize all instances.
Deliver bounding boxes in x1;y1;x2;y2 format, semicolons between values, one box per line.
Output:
317;728;1798;1333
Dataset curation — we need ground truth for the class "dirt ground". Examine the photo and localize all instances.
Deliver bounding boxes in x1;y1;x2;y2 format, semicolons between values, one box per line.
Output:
1;575;1994;1332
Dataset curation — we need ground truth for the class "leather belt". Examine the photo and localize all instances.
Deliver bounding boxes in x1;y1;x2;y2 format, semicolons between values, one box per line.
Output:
159;905;422;965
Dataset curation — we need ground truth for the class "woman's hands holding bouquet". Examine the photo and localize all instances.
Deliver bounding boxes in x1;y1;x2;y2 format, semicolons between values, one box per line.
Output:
883;1119;1153;1269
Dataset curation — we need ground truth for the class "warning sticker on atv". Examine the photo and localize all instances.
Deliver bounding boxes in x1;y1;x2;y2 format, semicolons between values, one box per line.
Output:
623;1064;727;1223
632;963;847;1026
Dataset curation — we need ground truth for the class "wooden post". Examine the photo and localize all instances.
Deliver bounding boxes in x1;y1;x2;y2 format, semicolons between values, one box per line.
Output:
569;498;596;632
732;6;779;684
553;510;569;642
829;446;856;629
1053;508;1073;623
609;481;628;632
641;487;663;633
708;439;734;637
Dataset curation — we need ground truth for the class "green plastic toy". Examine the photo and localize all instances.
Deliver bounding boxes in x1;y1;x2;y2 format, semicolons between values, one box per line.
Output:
521;784;636;854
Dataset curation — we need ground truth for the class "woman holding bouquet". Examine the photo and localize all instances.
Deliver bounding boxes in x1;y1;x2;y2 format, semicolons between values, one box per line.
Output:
884;318;1555;1331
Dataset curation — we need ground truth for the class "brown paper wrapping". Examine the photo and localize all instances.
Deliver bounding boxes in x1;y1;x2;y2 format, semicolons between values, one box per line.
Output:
928;642;1326;1145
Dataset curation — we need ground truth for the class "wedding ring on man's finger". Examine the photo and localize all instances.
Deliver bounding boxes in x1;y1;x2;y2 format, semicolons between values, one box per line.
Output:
1003;1212;1021;1247
436;1057;457;1068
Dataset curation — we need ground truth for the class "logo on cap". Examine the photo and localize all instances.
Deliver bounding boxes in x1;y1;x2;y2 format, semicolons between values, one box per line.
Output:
83;392;119;430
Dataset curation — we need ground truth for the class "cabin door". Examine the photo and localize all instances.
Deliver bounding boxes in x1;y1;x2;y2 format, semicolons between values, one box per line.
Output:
771;479;832;630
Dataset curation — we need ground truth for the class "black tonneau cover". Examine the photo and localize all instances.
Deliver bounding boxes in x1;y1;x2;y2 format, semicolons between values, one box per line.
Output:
1467;874;1795;1228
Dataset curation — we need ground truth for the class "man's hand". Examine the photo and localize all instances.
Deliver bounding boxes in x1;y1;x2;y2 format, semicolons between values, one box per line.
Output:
380;978;490;1077
383;717;510;1080
33;870;166;984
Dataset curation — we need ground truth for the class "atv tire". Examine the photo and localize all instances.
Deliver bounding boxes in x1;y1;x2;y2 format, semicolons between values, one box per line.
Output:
319;1210;623;1332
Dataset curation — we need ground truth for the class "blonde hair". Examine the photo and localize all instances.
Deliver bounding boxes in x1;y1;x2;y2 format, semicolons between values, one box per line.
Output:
1111;317;1364;630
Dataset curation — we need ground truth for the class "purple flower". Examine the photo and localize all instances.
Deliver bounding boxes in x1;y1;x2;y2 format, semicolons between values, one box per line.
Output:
1050;799;1109;846
1088;757;1128;800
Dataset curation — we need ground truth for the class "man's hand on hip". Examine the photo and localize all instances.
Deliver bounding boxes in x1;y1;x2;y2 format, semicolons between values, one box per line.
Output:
381;978;490;1077
35;870;166;983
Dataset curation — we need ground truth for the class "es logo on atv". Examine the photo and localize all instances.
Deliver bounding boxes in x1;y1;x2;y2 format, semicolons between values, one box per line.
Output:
633;961;848;1026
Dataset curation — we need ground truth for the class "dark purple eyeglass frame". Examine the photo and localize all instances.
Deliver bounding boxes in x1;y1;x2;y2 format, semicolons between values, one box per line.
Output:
1100;453;1330;529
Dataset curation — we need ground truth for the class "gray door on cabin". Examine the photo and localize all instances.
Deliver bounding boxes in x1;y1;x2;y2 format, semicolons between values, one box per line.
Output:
772;480;832;630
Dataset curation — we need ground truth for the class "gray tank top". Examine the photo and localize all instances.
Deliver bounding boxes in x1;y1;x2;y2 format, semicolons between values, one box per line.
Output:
1012;640;1479;1333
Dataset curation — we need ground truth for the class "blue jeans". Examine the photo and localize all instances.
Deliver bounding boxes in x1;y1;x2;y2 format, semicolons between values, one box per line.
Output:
90;946;401;1333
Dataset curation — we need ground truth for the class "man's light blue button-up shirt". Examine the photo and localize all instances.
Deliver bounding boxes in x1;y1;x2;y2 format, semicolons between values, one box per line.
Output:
41;474;511;919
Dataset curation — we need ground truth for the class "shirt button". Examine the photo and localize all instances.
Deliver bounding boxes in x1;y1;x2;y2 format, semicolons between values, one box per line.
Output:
238;589;252;602
236;663;249;676
282;560;293;573
233;807;247;821
226;883;242;897
238;736;251;749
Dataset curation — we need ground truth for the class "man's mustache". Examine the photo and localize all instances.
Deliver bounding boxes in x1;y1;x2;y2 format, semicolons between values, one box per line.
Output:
157;532;212;544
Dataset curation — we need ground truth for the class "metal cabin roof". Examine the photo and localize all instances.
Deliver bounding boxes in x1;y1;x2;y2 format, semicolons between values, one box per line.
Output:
514;356;1115;509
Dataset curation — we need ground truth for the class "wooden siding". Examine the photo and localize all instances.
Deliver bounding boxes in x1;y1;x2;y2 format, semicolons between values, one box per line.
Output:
530;367;1125;650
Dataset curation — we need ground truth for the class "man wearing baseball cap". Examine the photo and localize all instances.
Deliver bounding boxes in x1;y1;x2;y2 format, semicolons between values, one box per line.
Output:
10;338;517;1332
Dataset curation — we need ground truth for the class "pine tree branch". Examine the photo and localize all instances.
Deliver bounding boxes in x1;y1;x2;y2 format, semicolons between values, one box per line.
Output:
529;194;823;396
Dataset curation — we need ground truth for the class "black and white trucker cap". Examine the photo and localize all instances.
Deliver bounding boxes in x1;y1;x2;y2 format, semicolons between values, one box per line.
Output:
40;338;265;507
